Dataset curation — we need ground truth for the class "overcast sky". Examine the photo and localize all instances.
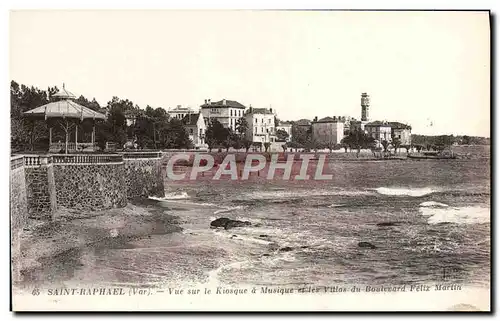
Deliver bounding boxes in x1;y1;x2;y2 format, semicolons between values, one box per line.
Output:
10;10;490;136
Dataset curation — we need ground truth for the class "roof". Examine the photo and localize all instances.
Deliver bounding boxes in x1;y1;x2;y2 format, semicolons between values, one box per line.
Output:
200;99;246;109
365;120;391;127
295;119;311;126
246;108;273;115
169;105;194;112
182;113;201;126
389;121;412;130
278;121;293;126
23;100;107;120
313;116;344;123
52;85;76;100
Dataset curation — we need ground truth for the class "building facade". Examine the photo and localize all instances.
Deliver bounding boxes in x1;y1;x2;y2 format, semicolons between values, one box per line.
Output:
200;99;246;132
311;116;345;146
365;121;393;148
182;113;207;148
245;107;276;143
168;105;195;120
389;122;412;145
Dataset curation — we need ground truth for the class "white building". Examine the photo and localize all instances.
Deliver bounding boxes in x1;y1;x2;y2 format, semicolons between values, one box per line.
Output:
168;105;196;120
276;121;293;142
200;99;246;132
244;107;276;143
182;113;207;148
365;120;393;148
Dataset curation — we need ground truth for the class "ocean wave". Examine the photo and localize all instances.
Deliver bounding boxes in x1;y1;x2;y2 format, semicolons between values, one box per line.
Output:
420;206;490;225
419;201;449;207
245;189;374;200
375;187;436;197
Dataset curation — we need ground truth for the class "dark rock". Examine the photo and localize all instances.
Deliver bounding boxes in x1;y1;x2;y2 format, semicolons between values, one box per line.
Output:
259;234;269;238
210;217;231;228
358;242;377;249
210;217;251;230
376;222;400;227
262;254;270;257
279;246;294;252
300;245;309;249
225;220;251;230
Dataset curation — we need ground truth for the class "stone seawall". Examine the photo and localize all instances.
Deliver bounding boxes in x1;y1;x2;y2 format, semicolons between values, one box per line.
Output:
124;159;165;199
25;165;57;220
10;164;28;230
10;157;28;282
53;164;128;211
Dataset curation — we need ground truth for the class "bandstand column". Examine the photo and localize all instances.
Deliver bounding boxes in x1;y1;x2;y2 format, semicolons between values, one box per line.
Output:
75;124;78;151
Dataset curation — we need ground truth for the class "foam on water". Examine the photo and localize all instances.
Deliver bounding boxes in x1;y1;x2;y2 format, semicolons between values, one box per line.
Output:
246;189;374;200
149;192;190;201
375;187;436;197
419;201;449;207
420;206;490;225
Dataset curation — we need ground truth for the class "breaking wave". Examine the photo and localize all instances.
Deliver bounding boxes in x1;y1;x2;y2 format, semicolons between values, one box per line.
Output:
375;187;437;197
149;192;190;201
420;205;490;225
419;201;449;207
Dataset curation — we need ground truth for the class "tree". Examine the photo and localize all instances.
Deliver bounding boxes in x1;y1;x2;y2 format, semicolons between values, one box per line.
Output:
381;140;390;153
264;142;271;152
205;119;230;150
291;124;310;146
281;143;287;153
276;129;289;142
402;145;411;154
242;139;253;152
391;137;402;154
163;118;193;149
235;117;249;138
252;141;263;152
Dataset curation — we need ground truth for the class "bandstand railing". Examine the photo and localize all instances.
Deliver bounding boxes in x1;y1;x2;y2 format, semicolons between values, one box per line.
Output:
52;154;123;164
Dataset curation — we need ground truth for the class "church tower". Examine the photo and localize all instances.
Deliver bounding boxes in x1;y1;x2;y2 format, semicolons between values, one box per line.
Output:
361;93;370;121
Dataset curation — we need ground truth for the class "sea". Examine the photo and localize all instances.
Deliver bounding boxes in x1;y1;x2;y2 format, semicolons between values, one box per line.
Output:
20;146;491;291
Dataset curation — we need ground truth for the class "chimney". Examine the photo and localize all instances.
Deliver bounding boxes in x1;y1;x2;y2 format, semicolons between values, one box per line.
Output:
204;99;207;104
270;108;273;113
314;116;318;122
208;99;211;104
223;99;226;106
333;116;337;121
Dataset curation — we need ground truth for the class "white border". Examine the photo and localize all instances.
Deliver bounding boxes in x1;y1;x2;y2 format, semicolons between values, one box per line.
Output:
2;1;496;319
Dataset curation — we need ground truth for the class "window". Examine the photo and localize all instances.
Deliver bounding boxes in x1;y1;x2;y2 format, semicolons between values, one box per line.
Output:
255;119;257;124
268;119;271;124
230;110;233;117
190;128;194;134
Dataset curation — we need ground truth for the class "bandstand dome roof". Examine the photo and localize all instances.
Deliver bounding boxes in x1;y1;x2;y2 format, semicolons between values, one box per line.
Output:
23;84;106;120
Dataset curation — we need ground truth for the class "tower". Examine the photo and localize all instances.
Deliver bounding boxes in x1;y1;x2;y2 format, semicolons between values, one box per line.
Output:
361;93;370;121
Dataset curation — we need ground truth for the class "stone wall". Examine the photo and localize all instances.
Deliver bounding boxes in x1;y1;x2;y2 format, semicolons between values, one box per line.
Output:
10;158;28;283
124;158;165;198
10;164;28;230
25;165;57;220
53;164;127;210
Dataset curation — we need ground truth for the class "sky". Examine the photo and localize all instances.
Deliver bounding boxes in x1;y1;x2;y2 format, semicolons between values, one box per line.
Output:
9;10;490;136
